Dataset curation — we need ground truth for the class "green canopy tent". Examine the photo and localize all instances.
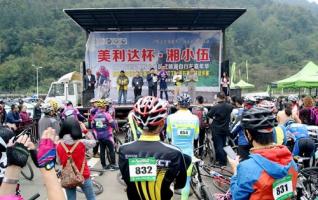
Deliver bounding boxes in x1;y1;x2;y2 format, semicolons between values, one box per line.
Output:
274;61;318;88
232;79;255;89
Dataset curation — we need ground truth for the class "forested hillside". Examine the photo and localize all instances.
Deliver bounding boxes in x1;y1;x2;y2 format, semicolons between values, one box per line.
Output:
0;0;317;93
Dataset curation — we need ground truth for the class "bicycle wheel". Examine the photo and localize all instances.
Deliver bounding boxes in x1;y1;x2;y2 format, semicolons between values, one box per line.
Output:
211;176;230;193
21;162;34;181
113;134;123;153
76;180;104;195
200;185;213;200
206;137;216;164
190;164;202;199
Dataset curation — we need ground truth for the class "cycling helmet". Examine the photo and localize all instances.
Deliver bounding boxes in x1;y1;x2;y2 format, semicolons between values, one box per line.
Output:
105;98;113;105
0;126;14;152
241;107;277;133
244;96;256;105
258;100;275;110
288;95;298;102
132;96;168;129
89;98;98;104
176;93;191;108
48;99;59;113
66;100;73;106
41;103;54;114
96;99;108;108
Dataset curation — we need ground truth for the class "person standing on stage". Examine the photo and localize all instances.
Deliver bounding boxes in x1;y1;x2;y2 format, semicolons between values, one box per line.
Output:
221;72;230;96
117;70;129;105
158;65;169;101
147;68;158;97
173;70;184;101
132;72;144;102
186;67;198;100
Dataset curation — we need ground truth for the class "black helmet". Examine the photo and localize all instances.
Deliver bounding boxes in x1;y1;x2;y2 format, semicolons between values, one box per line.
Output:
0;126;14;152
241;107;276;133
176;93;191;108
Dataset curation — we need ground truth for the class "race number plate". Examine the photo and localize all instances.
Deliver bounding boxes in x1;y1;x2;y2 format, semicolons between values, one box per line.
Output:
95;119;105;128
129;157;157;182
177;129;190;136
272;175;293;200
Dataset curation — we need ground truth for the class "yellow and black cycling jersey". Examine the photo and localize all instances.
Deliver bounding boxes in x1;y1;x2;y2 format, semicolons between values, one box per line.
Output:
118;135;191;200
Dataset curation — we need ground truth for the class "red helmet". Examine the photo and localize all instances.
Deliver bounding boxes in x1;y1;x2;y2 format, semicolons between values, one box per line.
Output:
132;96;168;130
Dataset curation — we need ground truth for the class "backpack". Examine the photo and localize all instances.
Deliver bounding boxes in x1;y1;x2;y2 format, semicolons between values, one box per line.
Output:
310;107;318;125
192;106;209;128
60;141;85;188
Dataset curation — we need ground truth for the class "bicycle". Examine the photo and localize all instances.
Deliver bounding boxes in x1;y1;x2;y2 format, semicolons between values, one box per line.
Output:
197;127;216;164
190;157;214;200
200;164;232;194
21;161;34;181
76;168;104;196
296;167;318;200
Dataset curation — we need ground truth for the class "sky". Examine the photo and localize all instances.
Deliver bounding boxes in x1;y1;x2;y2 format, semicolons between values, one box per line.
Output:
308;0;318;4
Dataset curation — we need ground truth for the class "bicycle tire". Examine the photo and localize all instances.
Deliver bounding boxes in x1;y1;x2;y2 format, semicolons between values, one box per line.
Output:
211;176;230;193
203;164;233;178
76;180;104;195
21;162;34;181
117;172;126;186
190;177;202;199
206;138;216;164
200;185;214;200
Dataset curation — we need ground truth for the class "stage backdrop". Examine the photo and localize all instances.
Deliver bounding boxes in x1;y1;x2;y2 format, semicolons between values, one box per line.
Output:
85;31;222;102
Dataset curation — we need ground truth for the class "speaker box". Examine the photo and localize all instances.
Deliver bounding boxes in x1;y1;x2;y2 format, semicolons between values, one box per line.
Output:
221;60;230;76
230;88;241;98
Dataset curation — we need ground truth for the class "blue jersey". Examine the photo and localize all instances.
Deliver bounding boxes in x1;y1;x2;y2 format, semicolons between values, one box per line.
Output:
166;110;199;157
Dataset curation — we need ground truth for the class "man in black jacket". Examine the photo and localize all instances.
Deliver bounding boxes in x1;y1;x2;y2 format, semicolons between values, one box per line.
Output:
84;68;96;101
207;92;233;166
146;68;158;97
132;72;144;102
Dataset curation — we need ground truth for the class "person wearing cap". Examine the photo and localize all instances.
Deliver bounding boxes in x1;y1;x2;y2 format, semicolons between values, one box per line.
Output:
117;70;129;105
229;107;298;200
207;92;233;166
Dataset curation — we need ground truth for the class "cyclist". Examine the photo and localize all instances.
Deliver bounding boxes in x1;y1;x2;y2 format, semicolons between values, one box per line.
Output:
166;93;199;200
231;97;252;161
119;96;191;200
38;103;60;137
0;126;15;185
61;101;85;122
92;99;118;170
284;119;315;167
192;95;209;157
277;102;301;124
288;95;300;116
230;107;298;200
88;98;99;157
258;101;288;145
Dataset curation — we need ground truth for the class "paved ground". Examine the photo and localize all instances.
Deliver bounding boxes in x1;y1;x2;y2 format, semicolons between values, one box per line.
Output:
19;135;225;200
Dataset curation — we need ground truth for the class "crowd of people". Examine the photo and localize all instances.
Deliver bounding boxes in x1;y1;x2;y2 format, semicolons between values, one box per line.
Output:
0;90;318;200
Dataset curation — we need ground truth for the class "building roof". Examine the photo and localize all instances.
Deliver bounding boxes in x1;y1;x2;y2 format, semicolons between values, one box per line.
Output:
64;7;246;32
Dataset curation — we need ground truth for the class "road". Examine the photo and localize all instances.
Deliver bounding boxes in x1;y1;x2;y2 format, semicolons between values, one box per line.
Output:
20;158;225;200
19;134;224;200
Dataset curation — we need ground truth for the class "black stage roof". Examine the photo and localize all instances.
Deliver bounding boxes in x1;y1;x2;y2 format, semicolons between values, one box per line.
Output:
64;8;246;32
